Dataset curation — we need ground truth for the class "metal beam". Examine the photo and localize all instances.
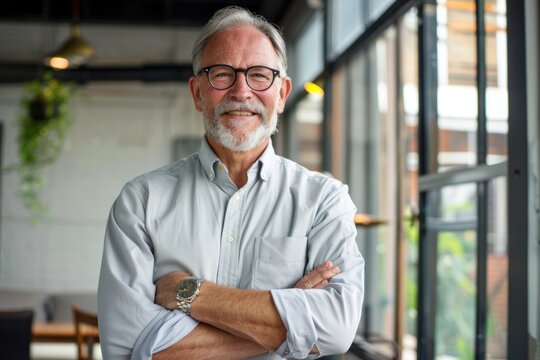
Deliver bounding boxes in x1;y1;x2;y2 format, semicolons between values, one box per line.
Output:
0;63;193;83
419;162;507;191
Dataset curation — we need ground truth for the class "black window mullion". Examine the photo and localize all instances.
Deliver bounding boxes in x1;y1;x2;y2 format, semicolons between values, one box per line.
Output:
322;1;332;173
475;180;488;360
417;1;438;359
476;0;487;165
506;0;529;357
475;1;488;359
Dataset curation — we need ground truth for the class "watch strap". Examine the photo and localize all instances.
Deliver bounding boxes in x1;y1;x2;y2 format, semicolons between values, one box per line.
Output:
176;277;202;316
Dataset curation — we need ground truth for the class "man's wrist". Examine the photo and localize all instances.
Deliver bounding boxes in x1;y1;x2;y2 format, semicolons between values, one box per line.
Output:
176;276;203;315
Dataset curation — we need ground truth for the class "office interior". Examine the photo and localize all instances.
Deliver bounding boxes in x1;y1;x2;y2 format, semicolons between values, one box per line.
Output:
0;0;538;359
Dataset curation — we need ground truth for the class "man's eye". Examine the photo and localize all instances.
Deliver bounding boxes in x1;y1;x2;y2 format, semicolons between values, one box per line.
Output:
214;72;233;78
249;72;271;81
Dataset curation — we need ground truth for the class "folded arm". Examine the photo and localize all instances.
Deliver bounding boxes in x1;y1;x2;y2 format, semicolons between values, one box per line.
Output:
153;261;340;358
269;183;365;358
98;183;200;359
154;183;363;359
152;323;266;360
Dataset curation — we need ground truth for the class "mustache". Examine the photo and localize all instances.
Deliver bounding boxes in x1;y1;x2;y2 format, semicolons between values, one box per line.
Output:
214;101;266;116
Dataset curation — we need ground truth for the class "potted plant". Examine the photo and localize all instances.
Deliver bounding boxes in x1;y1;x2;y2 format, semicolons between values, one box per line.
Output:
6;72;73;222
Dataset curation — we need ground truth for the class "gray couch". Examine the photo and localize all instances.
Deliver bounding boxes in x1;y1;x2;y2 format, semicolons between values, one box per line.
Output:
0;290;97;322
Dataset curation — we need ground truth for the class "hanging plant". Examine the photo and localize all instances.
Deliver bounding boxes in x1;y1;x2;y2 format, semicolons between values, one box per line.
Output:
5;71;73;222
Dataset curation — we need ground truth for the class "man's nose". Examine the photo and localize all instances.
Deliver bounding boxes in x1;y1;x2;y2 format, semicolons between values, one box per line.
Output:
228;72;252;100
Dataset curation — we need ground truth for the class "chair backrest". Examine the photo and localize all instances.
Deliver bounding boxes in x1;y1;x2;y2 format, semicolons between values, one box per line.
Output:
72;306;99;360
0;309;34;360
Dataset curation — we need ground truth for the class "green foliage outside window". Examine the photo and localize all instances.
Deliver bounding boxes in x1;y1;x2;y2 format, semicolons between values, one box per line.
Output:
435;231;476;359
405;207;497;359
404;211;419;336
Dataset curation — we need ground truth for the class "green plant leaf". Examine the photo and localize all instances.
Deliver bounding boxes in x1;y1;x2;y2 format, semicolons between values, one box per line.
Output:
4;71;73;224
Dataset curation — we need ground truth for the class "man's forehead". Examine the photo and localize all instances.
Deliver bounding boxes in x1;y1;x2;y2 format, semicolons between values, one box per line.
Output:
201;25;277;61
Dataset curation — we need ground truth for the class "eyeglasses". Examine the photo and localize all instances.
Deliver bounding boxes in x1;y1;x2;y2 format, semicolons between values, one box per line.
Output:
198;64;281;91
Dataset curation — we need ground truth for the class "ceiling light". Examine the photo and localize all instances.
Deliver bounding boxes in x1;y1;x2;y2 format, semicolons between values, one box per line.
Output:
304;82;324;95
48;57;70;70
45;25;95;70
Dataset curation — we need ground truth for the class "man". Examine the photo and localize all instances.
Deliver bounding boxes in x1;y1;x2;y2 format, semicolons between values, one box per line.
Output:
98;6;364;360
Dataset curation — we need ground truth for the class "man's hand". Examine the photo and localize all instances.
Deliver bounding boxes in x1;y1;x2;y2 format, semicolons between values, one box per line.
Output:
294;261;340;289
154;262;341;310
155;271;191;310
155;262;340;310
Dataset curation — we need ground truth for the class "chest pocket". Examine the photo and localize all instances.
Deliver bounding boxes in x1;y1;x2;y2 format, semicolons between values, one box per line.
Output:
251;236;307;290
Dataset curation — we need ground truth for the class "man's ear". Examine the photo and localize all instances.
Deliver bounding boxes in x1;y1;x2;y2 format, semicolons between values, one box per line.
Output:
189;76;203;112
277;76;292;114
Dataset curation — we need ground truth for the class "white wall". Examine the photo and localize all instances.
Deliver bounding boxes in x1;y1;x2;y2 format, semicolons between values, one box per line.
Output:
0;82;203;292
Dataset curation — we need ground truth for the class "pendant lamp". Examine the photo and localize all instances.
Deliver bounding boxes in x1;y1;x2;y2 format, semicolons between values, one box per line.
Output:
45;0;95;70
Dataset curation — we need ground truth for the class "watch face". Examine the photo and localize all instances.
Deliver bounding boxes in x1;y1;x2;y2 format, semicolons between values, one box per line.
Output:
178;279;198;298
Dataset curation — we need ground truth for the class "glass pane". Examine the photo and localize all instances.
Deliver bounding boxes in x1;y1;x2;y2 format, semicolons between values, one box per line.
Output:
329;0;365;60
400;7;420;359
429;183;478;359
368;0;395;22
485;0;508;164
331;66;346;179
437;0;478;172
345;26;398;343
294;11;324;95
486;176;508;359
436;229;477;359
292;93;323;171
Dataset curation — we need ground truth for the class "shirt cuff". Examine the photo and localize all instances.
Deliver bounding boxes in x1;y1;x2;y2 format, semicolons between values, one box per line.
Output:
131;310;199;359
270;289;317;359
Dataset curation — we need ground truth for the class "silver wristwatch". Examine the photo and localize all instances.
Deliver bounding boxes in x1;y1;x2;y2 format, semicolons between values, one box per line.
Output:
176;276;202;316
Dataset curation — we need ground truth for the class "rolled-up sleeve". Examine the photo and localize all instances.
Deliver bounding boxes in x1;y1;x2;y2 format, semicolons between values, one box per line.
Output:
98;182;199;359
270;182;365;359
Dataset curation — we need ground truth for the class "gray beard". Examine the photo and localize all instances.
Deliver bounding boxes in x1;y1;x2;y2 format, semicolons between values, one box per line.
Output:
203;100;278;152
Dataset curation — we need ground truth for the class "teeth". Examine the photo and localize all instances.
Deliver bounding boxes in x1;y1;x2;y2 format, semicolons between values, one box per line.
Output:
227;111;254;116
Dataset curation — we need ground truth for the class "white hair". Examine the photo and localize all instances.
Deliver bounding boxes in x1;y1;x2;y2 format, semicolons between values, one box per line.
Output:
192;6;288;75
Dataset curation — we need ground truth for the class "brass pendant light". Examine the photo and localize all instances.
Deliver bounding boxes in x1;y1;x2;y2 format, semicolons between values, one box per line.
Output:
45;0;95;70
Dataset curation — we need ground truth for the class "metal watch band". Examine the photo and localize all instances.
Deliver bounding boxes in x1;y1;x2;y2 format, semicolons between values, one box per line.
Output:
176;277;202;316
177;299;192;315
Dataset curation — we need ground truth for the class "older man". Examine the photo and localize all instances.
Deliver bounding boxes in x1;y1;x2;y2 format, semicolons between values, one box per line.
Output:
98;6;364;360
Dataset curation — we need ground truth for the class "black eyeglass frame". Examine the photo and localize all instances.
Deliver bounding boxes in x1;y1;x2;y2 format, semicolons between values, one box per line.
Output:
197;64;281;91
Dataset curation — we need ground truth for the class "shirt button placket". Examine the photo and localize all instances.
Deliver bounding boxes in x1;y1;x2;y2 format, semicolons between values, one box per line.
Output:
219;191;243;287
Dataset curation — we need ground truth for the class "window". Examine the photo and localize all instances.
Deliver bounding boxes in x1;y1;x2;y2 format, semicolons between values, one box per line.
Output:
291;93;324;171
485;0;508;164
293;11;324;96
437;0;478;172
328;0;365;60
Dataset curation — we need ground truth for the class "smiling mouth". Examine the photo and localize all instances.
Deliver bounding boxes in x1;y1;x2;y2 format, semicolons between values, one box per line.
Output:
224;110;257;116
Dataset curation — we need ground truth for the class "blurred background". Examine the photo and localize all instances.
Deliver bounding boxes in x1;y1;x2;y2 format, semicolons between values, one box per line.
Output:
0;0;538;359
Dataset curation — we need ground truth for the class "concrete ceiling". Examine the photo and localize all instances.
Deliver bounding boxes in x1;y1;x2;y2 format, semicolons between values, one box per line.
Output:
0;0;296;82
1;0;290;27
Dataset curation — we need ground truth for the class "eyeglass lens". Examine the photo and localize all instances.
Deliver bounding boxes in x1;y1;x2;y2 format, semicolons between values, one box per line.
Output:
207;65;276;90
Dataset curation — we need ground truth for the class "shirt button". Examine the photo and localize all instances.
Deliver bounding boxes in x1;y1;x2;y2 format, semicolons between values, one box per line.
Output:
233;194;241;201
227;236;234;243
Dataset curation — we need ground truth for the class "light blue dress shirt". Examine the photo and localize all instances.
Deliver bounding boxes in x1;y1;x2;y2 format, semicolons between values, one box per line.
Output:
98;139;364;360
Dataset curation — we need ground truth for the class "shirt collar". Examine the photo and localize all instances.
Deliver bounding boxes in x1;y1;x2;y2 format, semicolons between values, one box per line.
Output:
198;137;277;182
257;139;276;182
199;137;220;181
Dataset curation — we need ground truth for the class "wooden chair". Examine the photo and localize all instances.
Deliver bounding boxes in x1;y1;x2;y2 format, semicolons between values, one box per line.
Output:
0;310;34;360
72;306;99;360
